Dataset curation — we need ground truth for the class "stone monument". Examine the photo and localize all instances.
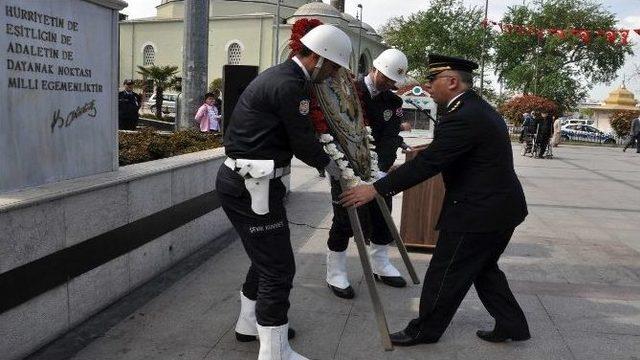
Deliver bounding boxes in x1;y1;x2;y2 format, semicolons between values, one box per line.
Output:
0;0;126;192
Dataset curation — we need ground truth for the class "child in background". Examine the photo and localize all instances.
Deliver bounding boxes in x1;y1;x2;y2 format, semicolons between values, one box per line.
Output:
195;92;221;133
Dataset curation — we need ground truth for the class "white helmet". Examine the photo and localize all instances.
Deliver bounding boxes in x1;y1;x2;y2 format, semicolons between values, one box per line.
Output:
300;24;352;70
373;48;408;83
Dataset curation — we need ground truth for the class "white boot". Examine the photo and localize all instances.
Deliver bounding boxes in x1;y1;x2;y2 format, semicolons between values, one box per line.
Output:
369;244;401;277
369;244;406;287
235;291;258;339
257;323;308;360
326;249;350;289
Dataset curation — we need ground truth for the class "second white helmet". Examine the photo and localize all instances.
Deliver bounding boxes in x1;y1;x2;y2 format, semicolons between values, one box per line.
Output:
373;48;408;83
300;24;352;70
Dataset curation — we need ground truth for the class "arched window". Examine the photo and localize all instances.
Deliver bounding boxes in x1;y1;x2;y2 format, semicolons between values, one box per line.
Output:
358;54;368;78
228;43;242;65
143;45;155;66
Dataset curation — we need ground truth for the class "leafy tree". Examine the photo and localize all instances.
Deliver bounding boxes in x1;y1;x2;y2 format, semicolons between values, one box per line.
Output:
494;0;632;112
610;110;640;137
499;94;558;125
380;0;490;82
137;65;180;119
209;78;223;93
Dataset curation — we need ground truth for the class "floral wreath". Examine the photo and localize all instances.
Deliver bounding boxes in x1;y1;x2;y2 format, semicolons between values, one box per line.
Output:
289;18;381;187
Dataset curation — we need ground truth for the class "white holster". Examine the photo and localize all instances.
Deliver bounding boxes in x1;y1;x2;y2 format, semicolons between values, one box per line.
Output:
228;158;274;215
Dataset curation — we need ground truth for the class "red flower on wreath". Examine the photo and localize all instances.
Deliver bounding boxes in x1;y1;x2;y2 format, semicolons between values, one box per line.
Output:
288;18;369;134
288;18;323;56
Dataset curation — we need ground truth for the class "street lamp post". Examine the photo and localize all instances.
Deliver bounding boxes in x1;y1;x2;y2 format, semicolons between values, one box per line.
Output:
273;0;281;65
179;0;210;130
357;4;363;75
479;0;489;98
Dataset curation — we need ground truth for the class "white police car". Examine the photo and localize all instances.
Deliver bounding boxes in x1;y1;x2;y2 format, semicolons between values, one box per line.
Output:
561;124;616;144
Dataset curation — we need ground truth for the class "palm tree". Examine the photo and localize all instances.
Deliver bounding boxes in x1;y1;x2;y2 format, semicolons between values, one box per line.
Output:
137;65;179;119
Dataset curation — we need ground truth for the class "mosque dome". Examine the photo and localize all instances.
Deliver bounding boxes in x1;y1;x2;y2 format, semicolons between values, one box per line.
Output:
288;1;344;24
292;2;342;18
341;12;358;25
362;22;376;34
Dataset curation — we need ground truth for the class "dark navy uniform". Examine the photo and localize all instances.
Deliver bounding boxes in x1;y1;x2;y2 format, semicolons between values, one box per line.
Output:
375;89;530;342
327;78;404;252
217;59;330;326
118;90;141;130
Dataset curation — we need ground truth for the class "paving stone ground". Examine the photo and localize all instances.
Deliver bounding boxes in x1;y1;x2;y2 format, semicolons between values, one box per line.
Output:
30;136;640;360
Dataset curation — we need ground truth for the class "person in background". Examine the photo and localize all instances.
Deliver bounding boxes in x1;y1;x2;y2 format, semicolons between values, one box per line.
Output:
519;112;533;142
623;116;640;153
212;88;223;118
195;92;222;133
534;112;553;158
551;115;562;147
118;79;142;130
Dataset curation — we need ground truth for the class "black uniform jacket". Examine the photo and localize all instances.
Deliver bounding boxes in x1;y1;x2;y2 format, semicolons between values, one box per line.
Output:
373;90;528;232
118;90;141;119
224;59;330;170
356;79;404;172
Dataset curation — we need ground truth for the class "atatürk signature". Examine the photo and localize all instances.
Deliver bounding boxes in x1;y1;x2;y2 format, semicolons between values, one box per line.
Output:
51;99;98;133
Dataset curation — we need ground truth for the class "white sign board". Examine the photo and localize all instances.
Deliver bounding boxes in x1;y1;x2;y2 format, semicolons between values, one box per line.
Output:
0;0;124;192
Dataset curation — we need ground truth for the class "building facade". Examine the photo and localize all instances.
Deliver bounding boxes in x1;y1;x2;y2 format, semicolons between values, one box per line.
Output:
119;0;388;86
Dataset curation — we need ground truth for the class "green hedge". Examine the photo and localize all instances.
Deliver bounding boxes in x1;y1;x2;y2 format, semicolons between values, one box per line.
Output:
119;128;222;166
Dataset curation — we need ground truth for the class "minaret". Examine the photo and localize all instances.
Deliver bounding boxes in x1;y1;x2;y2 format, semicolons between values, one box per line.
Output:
330;0;345;12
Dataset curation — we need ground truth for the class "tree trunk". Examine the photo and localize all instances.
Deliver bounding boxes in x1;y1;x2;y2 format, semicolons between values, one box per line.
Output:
156;87;164;119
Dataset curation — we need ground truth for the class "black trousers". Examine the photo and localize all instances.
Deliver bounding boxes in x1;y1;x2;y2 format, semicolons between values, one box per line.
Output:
216;165;294;326
327;178;393;252
537;136;550;157
405;228;530;341
118;115;139;130
623;133;640;152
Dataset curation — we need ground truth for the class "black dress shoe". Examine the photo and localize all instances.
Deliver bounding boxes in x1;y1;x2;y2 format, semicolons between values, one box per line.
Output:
236;328;296;342
327;283;355;299
374;274;407;288
476;329;530;343
389;330;438;346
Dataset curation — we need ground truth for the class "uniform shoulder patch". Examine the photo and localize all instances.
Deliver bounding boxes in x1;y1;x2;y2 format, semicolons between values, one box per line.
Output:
395;107;404;118
383;109;393;121
299;99;310;115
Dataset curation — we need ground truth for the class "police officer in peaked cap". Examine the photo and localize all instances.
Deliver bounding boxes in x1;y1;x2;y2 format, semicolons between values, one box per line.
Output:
340;54;531;346
216;24;351;360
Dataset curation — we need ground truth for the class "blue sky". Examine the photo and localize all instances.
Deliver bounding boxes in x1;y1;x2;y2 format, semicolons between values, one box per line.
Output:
122;0;640;101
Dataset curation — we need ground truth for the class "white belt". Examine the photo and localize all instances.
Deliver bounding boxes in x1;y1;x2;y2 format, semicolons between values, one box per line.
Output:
224;158;291;179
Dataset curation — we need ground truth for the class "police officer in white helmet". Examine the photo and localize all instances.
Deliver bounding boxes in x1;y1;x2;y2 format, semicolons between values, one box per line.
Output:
326;48;413;299
218;24;352;360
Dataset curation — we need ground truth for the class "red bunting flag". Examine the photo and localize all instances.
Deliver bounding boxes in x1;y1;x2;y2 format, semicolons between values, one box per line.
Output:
484;20;636;46
579;30;590;44
620;30;629;45
605;30;616;44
